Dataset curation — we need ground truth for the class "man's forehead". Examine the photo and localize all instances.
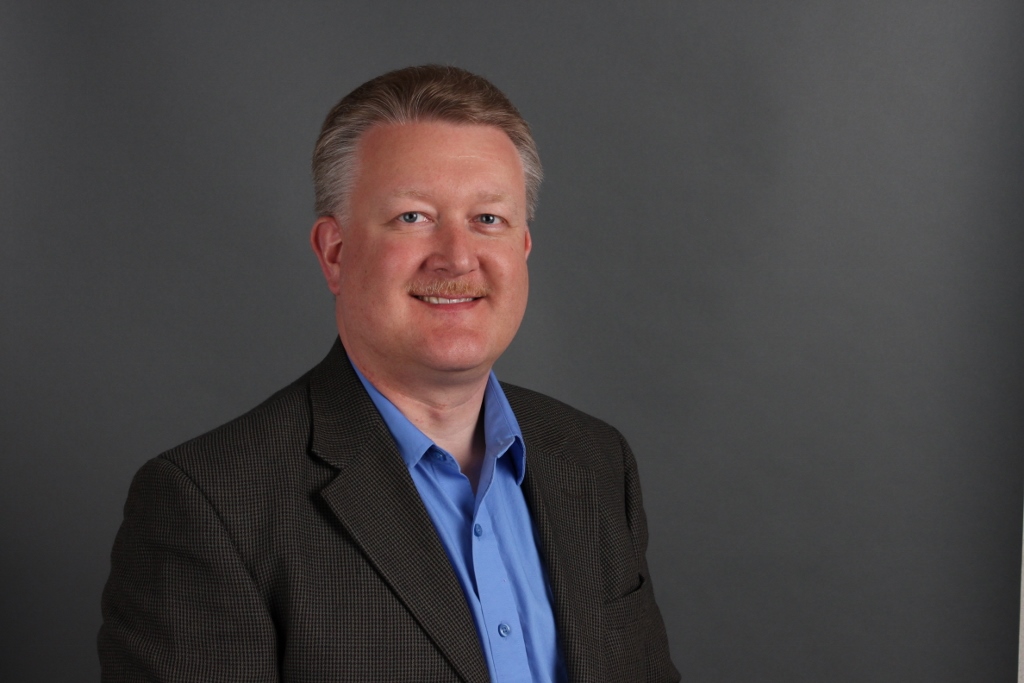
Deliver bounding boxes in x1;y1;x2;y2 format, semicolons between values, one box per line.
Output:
351;121;528;214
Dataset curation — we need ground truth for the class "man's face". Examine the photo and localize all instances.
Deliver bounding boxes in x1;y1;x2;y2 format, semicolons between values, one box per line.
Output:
318;121;532;388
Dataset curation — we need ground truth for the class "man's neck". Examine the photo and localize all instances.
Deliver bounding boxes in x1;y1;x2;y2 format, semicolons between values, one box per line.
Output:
354;360;491;490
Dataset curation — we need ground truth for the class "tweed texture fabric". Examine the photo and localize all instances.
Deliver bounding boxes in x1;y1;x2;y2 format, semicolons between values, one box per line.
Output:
99;340;680;682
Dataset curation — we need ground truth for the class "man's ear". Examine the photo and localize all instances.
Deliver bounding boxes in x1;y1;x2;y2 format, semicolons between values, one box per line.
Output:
523;226;532;261
310;216;344;295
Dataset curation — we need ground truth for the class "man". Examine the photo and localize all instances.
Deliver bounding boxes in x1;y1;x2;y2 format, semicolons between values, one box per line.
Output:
100;65;678;682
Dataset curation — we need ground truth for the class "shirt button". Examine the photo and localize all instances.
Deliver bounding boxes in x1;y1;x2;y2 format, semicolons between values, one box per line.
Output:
473;523;483;537
498;622;512;638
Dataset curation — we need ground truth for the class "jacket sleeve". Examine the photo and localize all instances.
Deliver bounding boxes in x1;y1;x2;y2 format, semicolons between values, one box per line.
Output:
99;457;279;682
619;432;682;683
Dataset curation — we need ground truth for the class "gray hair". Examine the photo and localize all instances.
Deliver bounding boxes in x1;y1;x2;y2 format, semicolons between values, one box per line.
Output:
312;65;542;220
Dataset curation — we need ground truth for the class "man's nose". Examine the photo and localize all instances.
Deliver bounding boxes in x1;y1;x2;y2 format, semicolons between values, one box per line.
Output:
426;219;478;275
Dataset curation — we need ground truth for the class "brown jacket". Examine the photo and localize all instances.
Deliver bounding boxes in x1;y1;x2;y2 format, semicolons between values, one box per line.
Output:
99;340;679;682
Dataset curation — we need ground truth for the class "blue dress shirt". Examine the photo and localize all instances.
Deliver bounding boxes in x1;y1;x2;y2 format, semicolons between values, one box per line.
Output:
353;365;565;683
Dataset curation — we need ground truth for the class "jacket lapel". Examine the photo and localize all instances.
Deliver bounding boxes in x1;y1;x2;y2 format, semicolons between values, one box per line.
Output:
308;341;490;683
511;390;605;683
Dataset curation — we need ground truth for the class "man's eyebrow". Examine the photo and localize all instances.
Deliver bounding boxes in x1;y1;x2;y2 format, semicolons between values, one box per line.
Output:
474;191;514;204
388;189;517;205
390;189;431;200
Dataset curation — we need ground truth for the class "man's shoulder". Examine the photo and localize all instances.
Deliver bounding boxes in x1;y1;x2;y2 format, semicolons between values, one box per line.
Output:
155;368;316;478
500;381;625;446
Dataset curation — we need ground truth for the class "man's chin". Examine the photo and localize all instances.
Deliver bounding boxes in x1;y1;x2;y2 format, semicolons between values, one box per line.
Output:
415;355;495;378
407;344;504;380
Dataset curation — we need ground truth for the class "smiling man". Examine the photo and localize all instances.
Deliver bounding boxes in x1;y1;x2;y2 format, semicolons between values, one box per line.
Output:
99;65;678;683
313;120;533;488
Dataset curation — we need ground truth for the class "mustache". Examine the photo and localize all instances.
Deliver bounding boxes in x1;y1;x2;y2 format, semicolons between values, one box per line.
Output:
407;280;491;298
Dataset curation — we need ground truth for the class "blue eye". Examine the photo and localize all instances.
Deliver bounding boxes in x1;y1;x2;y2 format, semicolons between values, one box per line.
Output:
478;214;498;225
398;212;421;223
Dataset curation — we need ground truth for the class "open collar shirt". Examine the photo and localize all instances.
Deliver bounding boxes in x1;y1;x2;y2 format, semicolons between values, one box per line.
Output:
353;364;565;683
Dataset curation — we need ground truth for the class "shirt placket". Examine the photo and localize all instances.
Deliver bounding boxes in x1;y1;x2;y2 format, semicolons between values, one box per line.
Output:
470;494;532;683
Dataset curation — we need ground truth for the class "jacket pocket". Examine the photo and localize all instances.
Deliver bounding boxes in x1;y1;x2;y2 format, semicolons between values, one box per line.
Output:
603;574;650;630
603;575;652;681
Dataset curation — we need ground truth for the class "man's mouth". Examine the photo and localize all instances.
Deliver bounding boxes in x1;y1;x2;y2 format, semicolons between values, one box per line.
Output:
409;280;490;304
415;296;478;305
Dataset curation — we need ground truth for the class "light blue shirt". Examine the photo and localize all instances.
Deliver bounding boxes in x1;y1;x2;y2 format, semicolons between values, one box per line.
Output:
353;364;565;683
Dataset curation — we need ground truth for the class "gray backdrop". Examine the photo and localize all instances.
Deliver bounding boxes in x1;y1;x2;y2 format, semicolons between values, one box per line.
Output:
2;1;1022;681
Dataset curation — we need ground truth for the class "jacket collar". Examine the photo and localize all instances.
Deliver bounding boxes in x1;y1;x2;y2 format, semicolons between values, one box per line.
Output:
308;340;489;683
505;385;605;683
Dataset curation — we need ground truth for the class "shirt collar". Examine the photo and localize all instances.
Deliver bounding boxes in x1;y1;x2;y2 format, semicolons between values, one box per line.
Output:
352;361;526;484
